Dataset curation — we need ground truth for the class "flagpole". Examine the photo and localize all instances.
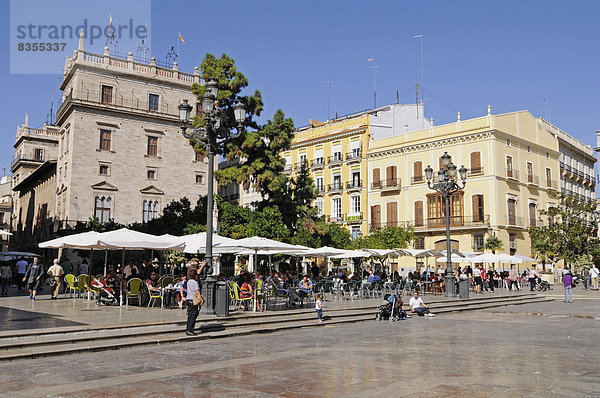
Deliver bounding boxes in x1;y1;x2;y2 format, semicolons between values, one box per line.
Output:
177;31;180;58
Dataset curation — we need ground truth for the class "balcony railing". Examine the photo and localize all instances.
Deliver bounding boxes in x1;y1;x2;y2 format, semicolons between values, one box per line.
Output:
294;160;308;170
345;180;362;191
416;214;490;229
411;176;425;184
328;182;343;193
345;149;362;162
328;153;343;165
565;164;572;173
560;161;564;170
58;89;178;120
372;178;401;191
546;179;558;190
506;168;519;181
310;158;326;168
283;164;292;172
506;216;524;227
468;167;484;176
526;175;539;185
315;185;326;195
11;153;46;169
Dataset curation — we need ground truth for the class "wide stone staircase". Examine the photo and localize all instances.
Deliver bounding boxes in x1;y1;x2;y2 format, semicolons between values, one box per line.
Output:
0;292;552;361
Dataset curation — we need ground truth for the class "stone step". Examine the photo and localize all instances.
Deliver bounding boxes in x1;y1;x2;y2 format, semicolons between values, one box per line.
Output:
0;294;550;362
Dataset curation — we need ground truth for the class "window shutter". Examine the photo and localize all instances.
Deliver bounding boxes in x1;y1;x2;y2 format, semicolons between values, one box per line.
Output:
414;161;422;181
470;152;481;174
415;201;423;226
387;202;397;227
373;169;380;188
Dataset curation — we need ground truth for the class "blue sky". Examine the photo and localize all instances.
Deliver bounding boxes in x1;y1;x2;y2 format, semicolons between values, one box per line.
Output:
2;0;599;177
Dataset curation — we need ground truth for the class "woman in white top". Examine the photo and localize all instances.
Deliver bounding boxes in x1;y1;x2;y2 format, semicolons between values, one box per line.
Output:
185;268;200;336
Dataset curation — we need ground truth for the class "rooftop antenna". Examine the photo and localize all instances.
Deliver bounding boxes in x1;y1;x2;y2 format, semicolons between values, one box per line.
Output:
368;57;379;109
416;82;419;119
414;34;424;127
105;13;119;54
49;88;54;125
543;98;549;121
322;80;334;120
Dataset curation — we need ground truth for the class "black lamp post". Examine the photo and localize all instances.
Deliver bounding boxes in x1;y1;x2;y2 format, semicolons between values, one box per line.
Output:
178;80;245;314
424;152;467;297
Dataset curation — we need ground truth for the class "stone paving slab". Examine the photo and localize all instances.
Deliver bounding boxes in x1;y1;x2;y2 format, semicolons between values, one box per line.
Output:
1;298;599;397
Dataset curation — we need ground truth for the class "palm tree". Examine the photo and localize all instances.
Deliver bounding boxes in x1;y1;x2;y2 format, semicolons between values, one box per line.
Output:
485;234;503;254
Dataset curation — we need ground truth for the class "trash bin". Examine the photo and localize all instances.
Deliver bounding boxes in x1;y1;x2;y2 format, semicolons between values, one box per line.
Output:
215;281;229;317
459;278;470;299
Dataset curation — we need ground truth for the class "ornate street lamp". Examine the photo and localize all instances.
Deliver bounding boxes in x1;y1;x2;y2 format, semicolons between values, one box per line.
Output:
424;152;467;297
179;80;246;314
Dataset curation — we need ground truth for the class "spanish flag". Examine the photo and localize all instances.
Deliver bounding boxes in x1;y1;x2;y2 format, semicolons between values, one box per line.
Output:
109;14;113;29
179;32;185;44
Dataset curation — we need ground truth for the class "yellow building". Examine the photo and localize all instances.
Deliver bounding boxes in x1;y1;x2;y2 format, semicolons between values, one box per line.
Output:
286;104;428;239
367;107;596;270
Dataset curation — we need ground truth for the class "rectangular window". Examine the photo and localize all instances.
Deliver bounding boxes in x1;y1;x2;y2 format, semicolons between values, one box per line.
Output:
472;194;484;222
147;136;158;156
99;165;109;176
147;169;156;180
351;226;361;241
386;166;397;187
100;129;111;151
142;200;159;223
351;195;361;214
371;205;381;229
508;198;516;225
527;162;534;183
414;237;425;250
473;234;485;251
315;177;324;192
413;161;423;183
427;192;464;227
333;174;342;190
94;196;111;223
372;168;381;188
386;202;398;227
195;152;204;162
196;174;204;184
529;203;537;227
34;148;43;161
506;156;513;178
470;152;482;175
101;85;113;105
414;201;424;227
352;171;361;187
332;198;342;220
149;94;159;112
546;168;552;187
315;199;323;216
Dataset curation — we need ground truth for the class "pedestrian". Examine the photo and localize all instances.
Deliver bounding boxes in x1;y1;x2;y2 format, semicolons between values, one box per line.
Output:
315;293;324;323
185;268;200;336
591;264;599;291
16;257;28;292
23;257;44;300
473;265;484;293
509;265;519;291
78;259;89;276
47;259;64;300
583;267;590;291
563;270;573;303
488;267;495;292
0;262;12;296
528;267;539;291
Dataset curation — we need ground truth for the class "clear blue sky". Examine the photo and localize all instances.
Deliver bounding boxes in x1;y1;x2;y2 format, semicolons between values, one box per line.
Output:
2;1;599;177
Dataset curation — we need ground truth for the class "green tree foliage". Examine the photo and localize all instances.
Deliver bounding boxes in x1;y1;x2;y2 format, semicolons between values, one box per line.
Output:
290;161;318;222
485;234;503;254
190;53;263;154
291;218;351;249
353;226;414;250
529;193;600;269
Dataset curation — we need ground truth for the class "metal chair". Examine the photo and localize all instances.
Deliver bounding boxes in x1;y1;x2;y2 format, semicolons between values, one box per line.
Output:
64;274;77;298
126;278;143;306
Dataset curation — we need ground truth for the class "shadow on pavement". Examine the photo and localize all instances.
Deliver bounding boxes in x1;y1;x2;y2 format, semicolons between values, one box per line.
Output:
0;306;84;331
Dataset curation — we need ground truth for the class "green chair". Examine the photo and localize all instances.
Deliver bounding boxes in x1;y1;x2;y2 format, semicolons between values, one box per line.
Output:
76;274;89;298
126;278;143;306
229;281;253;310
161;276;174;288
147;286;163;308
64;274;77;298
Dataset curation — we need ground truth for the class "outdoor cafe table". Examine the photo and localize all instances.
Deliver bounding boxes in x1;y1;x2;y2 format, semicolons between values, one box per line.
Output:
162;286;179;309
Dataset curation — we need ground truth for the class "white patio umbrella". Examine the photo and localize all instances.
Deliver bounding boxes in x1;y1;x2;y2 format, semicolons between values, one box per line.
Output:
468;253;523;264
174;232;242;254
0;230;12;236
329;249;374;259
513;254;537;262
436;253;468;263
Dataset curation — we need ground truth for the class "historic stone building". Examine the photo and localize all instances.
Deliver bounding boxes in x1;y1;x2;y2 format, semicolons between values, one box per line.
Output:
11;32;210;249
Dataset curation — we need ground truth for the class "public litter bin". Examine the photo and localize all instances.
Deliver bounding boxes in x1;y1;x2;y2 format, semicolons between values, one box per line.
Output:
459;278;470;299
215;281;229;317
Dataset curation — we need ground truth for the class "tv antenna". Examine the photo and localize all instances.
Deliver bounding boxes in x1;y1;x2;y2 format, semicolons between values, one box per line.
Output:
322;80;334;120
368;58;379;109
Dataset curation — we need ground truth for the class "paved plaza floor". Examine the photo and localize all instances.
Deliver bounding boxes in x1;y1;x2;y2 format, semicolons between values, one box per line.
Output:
1;289;599;397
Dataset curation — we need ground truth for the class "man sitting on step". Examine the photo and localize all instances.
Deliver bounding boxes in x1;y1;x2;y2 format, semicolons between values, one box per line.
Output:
409;291;435;317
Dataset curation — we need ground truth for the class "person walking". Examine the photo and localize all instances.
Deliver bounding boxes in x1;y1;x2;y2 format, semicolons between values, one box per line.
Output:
185;268;200;336
23;257;44;300
509;265;519;291
47;259;64;300
15;257;28;292
563;270;573;303
591;264;599;291
583;267;590;291
0;262;12;296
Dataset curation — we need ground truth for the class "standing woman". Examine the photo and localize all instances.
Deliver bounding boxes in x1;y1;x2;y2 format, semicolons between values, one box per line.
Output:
185;268;200;336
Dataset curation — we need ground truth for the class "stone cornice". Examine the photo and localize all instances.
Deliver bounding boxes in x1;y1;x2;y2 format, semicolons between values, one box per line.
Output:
367;131;494;159
291;128;366;150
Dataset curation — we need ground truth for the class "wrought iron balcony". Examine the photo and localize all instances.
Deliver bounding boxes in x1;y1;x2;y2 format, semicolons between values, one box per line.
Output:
546;179;558;190
526;175;539;186
345;180;362;191
468;167;484;176
411;176;425;184
345;149;362;163
328;153;343;166
328;182;343;193
310;157;326;169
505;168;519;181
505;216;524;227
372;178;401;192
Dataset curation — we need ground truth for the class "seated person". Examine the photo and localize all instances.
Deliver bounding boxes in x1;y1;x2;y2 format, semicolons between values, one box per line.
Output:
146;272;162;298
367;270;381;283
409;291;435;317
175;274;187;309
240;273;261;311
104;268;120;297
297;275;313;306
